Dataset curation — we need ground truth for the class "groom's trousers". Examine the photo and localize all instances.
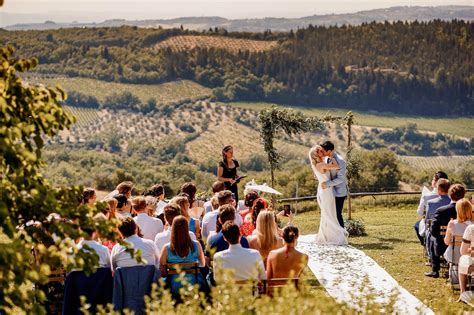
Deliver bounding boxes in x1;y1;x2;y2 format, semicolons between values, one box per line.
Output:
335;196;346;228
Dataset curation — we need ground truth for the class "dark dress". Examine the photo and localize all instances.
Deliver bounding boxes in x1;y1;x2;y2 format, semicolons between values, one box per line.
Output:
219;159;239;203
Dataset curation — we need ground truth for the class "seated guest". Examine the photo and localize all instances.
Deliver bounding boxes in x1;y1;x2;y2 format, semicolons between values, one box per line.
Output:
159;216;206;295
203;181;226;214
111;218;159;271
428;184;466;278
207;205;249;257
444;199;473;265
132;197;163;241
81;188;97;206
77;213;111;268
424;178;451;278
144;196;158;217
155;204;196;253
114;194;133;218
214;222;266;282
170;195;200;239
237;188;259;213
247;210;284;265
101;198;120;251
202;190;242;239
180;182;205;219
457;221;474;300
240;197;267;237
143;184;167;223
414;171;448;245
266;226;308;280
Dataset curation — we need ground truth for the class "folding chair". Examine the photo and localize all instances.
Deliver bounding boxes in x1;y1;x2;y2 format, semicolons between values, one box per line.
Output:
266;277;300;296
449;235;463;291
235;279;266;296
439;225;449;277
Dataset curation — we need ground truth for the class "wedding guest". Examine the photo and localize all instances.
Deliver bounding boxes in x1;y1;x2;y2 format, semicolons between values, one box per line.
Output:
170;195;200;238
180;182;205;219
132;197;163;241
114;194;132;218
457;222;474;299
266;226;308;280
237;187;259;212
414;171;448;246
203;181;226;214
207;205;249;258
116;181;133;198
424;178;451;278
77;213;111;268
159;216;206;295
154;204;196;253
444;199;473;265
111;218;160;271
81;188;97;206
144;196;158;217
214;221;266;282
240;197;267;237
201;190;242;239
247;210;284;265
143;184;167;222
217;145;240;203
103;198;120;220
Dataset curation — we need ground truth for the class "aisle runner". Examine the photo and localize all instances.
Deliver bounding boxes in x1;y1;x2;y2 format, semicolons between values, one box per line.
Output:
297;234;433;314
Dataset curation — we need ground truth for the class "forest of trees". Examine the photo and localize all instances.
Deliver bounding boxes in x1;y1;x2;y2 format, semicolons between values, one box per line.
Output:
1;20;472;115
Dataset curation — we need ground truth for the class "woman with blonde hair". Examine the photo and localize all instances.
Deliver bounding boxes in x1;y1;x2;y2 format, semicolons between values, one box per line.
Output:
170;195;201;238
247;210;284;264
444;198;473;265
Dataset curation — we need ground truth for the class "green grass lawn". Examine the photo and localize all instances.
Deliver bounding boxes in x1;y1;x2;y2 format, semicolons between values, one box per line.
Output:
39;77;212;104
226;102;474;138
283;196;471;313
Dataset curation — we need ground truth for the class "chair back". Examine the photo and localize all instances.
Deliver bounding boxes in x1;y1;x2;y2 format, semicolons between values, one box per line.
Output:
440;225;448;237
62;268;113;315
235;279;265;295
113;265;160;315
165;262;199;281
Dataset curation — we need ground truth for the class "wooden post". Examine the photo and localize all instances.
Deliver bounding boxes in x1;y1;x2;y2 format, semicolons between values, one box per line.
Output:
346;118;353;220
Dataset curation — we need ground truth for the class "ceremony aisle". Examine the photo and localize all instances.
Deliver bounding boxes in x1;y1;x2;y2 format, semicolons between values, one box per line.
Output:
297;235;434;314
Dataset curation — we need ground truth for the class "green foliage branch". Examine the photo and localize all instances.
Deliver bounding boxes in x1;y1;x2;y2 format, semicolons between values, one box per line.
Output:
0;46;121;313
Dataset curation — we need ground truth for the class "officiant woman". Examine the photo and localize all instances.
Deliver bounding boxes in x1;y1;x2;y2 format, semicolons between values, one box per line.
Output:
217;145;240;203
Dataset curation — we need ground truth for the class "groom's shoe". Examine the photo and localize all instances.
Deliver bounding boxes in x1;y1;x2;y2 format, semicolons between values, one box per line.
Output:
424;271;439;278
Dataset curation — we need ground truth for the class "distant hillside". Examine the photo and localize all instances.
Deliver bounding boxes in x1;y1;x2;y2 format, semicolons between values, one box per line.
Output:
3;6;473;31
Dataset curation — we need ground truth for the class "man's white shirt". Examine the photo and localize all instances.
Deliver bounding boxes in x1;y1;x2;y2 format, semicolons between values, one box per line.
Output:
133;213;164;241
213;244;266;281
111;235;159;270
77;239;111;268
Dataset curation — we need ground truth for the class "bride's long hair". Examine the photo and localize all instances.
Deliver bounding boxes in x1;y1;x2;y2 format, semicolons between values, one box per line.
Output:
309;145;323;174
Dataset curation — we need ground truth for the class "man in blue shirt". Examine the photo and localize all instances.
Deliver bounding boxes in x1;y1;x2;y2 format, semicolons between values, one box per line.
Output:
424;178;451;278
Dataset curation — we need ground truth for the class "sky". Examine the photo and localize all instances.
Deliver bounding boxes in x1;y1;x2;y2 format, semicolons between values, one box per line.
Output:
1;0;472;23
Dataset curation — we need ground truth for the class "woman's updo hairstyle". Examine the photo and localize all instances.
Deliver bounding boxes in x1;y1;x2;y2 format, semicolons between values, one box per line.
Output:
282;225;299;244
244;191;260;208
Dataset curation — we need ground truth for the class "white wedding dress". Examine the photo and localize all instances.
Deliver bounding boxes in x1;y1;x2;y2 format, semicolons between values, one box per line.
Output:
313;167;348;245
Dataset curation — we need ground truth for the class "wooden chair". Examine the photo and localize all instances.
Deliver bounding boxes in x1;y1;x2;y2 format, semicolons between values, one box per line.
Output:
439;225;449;277
448;235;463;291
423;219;433;261
266;277;300;296
234;279;266;296
165;262;200;281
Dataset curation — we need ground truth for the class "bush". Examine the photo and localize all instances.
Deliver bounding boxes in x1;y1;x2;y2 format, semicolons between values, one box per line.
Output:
344;219;367;236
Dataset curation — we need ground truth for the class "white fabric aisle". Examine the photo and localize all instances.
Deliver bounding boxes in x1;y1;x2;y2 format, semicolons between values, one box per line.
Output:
297;234;433;314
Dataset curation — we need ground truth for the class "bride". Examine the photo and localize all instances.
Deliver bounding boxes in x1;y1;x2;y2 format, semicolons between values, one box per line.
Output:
309;145;348;245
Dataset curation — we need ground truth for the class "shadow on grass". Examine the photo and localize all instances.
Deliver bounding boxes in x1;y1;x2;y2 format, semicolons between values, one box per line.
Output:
377;237;417;244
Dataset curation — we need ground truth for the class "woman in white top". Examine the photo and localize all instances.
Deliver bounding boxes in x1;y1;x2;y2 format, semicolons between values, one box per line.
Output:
444;199;473;264
457;199;474;298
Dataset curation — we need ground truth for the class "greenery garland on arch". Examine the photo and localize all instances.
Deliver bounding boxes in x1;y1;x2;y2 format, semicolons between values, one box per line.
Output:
258;106;359;221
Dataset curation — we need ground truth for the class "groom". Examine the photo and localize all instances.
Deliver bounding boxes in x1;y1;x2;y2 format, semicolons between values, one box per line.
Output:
320;140;347;228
